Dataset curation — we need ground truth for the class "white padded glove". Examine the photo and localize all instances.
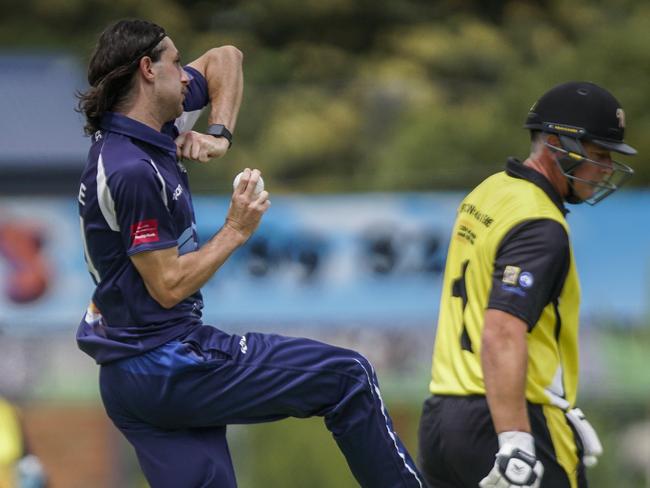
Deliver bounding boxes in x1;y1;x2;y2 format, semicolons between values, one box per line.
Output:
479;432;543;488
565;408;603;467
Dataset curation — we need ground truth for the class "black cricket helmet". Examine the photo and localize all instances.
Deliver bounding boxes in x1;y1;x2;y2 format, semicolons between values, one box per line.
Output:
524;81;635;204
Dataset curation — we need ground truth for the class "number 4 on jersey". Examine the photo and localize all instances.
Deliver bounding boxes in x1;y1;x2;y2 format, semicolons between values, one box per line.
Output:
451;260;473;352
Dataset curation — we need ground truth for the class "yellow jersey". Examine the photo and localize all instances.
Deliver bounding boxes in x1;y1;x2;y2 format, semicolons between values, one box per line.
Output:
429;161;580;409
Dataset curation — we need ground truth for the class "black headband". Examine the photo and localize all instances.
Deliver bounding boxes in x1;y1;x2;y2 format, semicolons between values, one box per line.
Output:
92;30;167;87
131;30;167;64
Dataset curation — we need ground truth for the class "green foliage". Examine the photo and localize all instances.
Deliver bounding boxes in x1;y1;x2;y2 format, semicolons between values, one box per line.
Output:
231;418;359;488
221;402;420;488
9;0;649;192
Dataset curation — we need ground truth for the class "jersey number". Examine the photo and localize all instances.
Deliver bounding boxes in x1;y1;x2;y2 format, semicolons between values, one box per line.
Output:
451;260;473;352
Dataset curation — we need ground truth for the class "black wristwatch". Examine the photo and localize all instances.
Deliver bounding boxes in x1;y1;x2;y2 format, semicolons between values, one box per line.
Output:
207;124;233;148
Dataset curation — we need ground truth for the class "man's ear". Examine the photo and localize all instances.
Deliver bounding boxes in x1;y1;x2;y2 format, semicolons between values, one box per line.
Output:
545;134;560;147
138;56;156;82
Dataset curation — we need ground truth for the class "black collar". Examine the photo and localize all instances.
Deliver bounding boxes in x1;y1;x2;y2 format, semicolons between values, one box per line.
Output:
505;158;568;216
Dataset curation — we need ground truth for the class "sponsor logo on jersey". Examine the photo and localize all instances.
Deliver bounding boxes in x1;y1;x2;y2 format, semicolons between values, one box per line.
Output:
519;271;534;289
173;184;183;201
459;203;494;227
457;222;477;245
502;265;521;285
130;219;160;245
239;335;248;354
501;284;527;297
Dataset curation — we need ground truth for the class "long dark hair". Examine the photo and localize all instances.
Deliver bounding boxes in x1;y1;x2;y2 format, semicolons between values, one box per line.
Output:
77;19;166;135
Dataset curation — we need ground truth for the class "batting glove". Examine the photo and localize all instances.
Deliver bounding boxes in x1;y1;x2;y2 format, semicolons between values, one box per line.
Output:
479;432;543;488
565;407;603;467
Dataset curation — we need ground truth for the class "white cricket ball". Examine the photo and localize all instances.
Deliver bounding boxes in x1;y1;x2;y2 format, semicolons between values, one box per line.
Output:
233;171;265;195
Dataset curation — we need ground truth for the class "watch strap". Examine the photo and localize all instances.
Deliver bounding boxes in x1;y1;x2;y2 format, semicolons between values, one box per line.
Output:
206;124;233;148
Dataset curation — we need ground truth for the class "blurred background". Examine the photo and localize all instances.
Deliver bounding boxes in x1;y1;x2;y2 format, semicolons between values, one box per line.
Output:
1;0;649;486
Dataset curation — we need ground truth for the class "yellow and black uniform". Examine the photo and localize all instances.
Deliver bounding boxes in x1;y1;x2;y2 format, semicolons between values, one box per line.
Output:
0;398;24;487
418;159;587;488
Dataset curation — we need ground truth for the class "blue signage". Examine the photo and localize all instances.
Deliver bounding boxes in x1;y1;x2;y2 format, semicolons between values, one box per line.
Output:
1;192;648;333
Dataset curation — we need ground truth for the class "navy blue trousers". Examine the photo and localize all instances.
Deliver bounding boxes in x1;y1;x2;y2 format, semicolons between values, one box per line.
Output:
99;325;424;488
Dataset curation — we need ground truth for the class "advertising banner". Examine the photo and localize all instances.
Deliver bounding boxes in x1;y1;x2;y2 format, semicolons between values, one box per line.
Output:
1;192;648;333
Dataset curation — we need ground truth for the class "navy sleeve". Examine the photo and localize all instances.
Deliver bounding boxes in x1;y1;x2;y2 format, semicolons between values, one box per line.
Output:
110;160;178;256
487;219;570;330
183;66;209;111
163;66;209;136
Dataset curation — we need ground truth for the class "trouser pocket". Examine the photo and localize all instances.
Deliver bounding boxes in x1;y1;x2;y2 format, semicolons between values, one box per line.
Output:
181;325;234;363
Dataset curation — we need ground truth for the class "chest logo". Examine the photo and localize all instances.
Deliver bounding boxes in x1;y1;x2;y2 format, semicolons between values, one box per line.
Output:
173;184;183;201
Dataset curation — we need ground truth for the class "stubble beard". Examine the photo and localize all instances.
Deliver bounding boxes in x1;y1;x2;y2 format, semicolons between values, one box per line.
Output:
159;95;184;124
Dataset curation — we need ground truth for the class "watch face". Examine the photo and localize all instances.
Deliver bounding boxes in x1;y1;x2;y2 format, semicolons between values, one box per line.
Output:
208;124;226;136
207;124;233;147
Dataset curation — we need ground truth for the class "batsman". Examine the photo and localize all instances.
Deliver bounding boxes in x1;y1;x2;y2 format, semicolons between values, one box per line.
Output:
417;81;636;487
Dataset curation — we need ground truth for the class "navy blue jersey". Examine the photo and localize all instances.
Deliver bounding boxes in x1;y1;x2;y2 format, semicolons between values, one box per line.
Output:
77;67;209;364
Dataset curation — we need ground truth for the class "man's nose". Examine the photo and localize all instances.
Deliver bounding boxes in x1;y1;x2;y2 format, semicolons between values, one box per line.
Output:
181;68;192;84
600;158;614;175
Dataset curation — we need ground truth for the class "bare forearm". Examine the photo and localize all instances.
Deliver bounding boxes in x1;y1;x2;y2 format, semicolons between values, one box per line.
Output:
171;224;245;298
177;47;243;162
132;170;268;309
482;309;530;434
133;224;246;309
202;46;243;131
